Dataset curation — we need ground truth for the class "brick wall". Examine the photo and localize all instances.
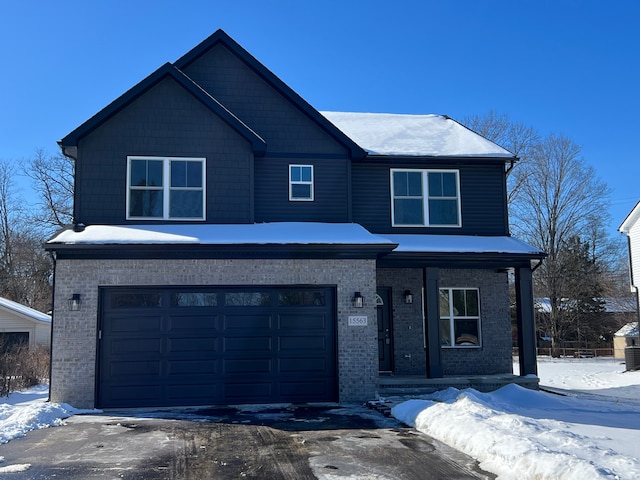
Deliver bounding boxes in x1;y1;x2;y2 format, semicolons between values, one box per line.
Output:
51;258;378;408
440;269;512;375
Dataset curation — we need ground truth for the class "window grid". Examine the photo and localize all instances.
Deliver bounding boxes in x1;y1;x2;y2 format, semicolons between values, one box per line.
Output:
390;169;461;227
439;288;481;348
127;156;206;221
289;164;314;201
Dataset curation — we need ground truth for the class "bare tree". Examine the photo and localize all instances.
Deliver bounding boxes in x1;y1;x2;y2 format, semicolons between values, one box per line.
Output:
23;149;74;232
511;134;611;355
0;160;52;312
464;111;540;205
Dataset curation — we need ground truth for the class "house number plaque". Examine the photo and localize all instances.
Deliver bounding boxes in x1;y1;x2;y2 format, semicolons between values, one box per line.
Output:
348;315;368;326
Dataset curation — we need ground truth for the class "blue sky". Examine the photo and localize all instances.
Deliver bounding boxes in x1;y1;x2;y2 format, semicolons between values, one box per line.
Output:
1;0;638;233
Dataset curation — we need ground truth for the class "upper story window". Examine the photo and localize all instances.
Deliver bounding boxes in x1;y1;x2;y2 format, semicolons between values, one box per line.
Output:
439;288;481;347
127;156;205;220
390;169;460;227
289;165;314;201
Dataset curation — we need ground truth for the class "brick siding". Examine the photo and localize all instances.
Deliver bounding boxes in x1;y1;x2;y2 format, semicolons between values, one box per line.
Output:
51;258;378;408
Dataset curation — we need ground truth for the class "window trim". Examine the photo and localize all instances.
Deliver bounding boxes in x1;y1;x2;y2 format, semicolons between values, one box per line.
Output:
390;169;461;227
289;164;314;201
439;287;482;348
126;156;206;221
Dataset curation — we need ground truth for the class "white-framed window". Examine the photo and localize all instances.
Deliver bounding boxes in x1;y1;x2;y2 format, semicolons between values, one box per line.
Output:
390;169;461;227
289;164;314;201
439;288;481;347
127;156;205;220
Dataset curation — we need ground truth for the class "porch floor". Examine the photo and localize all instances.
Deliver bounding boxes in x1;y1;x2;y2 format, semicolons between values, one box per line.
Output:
377;373;539;397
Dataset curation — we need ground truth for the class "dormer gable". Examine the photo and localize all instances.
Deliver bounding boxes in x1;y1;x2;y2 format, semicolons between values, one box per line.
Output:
59;62;266;159
174;29;366;159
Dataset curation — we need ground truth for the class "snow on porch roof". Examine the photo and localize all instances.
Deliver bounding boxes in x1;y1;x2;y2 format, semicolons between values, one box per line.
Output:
381;234;545;256
320;111;515;158
46;223;396;246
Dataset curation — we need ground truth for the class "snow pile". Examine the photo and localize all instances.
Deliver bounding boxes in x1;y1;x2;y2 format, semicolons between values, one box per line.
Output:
0;385;86;444
392;359;640;480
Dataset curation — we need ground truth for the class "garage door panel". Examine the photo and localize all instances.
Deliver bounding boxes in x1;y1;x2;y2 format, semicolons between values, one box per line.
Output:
168;337;218;353
167;359;218;375
279;335;327;351
224;336;271;352
224;382;272;400
223;314;273;330
167;314;219;331
278;313;329;330
166;384;221;403
224;358;272;373
109;315;162;333
280;380;331;397
279;357;327;373
108;360;161;377
108;338;162;354
98;286;336;408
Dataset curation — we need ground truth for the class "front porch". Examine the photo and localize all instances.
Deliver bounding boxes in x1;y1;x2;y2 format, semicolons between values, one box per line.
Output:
377;373;539;397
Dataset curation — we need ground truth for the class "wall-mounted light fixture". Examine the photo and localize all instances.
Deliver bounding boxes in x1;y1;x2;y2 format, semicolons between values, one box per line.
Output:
403;290;413;304
352;291;364;308
68;293;82;311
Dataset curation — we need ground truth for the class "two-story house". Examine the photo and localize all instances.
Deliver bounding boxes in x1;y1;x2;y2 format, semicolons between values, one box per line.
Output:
46;30;545;409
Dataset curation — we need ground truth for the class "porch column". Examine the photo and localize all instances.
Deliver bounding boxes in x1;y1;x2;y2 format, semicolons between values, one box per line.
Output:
515;266;538;376
423;267;443;378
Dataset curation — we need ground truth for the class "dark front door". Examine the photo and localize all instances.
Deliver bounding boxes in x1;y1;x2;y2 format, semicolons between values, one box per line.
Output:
376;287;393;372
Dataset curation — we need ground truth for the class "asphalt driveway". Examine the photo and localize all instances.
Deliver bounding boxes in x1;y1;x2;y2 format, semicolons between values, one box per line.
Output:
0;403;495;479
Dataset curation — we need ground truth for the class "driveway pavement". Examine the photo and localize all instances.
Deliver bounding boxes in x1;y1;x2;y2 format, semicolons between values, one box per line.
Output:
0;403;495;479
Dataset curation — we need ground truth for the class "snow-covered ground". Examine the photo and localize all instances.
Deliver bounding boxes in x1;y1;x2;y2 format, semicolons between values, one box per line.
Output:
1;358;639;479
393;357;640;480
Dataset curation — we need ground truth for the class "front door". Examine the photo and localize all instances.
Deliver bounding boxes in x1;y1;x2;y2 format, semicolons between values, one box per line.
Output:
376;287;393;372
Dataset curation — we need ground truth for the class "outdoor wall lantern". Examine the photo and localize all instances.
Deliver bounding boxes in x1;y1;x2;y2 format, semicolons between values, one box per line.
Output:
352;291;364;308
404;290;413;304
68;293;82;311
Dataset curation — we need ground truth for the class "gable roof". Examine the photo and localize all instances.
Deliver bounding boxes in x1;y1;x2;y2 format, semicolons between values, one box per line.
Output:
619;200;640;233
321;111;515;159
60;29;366;160
0;297;51;324
59;62;266;159
174;30;366;159
615;322;639;337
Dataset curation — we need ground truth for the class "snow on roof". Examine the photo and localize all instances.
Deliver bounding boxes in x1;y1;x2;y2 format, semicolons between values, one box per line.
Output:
47;223;396;246
381;234;544;256
535;298;637;315
615;322;639;337
0;297;51;323
321;111;514;158
48;225;547;260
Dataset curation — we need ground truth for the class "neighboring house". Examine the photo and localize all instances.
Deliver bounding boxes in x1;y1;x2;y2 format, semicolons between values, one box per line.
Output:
0;297;51;350
46;30;545;409
534;297;636;345
614;322;639;359
619;202;640;359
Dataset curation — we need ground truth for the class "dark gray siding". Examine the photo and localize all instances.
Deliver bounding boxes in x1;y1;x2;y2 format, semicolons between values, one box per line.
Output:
254;158;350;223
75;78;254;225
182;44;349;156
352;162;509;235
